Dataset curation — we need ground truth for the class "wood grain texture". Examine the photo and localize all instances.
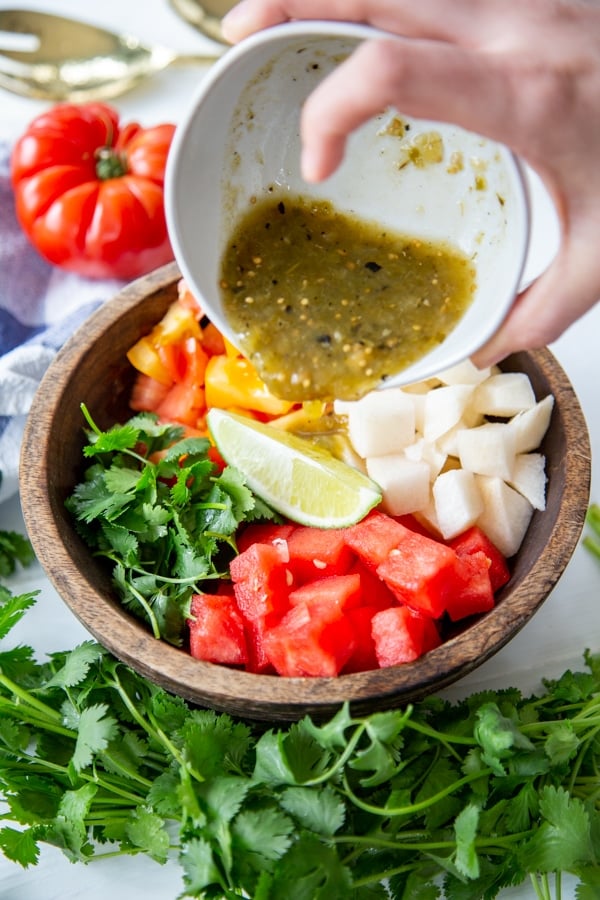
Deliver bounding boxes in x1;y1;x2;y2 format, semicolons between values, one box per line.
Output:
19;263;592;721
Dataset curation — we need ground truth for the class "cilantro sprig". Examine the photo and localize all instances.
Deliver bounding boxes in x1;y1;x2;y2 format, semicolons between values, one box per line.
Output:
1;584;600;898
65;406;276;645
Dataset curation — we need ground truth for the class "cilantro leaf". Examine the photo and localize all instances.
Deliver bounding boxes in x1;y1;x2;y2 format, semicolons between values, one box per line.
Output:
71;703;118;772
518;786;594;873
125;806;170;863
0;588;38;640
0;826;40;867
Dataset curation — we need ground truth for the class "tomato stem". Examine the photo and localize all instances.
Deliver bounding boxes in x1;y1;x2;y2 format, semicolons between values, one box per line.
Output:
95;146;128;180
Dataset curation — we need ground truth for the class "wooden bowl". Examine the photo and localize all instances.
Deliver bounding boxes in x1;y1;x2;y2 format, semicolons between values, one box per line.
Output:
19;262;592;721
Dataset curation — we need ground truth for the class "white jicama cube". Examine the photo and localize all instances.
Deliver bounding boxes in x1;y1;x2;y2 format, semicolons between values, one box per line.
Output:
432;468;484;539
473;372;536;417
508;395;555;453
436;423;465;458
436;358;492;386
413;498;441;537
422;384;475;442
508;452;547;510
366;455;430;516
475;475;534;557
404;437;447;479
345;388;416;458
457;421;517;480
409;391;428;435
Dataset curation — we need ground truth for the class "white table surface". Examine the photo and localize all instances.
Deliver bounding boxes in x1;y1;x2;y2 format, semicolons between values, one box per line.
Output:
1;1;598;897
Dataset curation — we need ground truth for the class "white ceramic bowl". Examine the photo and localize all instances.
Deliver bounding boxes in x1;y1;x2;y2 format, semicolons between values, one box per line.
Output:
166;21;542;387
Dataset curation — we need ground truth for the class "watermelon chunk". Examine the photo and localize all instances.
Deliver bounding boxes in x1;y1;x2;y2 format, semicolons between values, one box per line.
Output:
288;573;362;612
448;525;510;592
188;593;248;666
376;531;461;618
445;551;495;622
262;599;356;678
229;542;290;624
286;526;353;583
343;510;410;569
343;605;380;673
237;522;296;554
350;559;398;611
371;606;441;668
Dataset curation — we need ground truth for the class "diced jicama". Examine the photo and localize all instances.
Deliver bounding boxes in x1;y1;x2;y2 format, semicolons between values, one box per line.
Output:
436;359;493;386
507;452;547;510
344;388;416;458
432;469;484;539
366;455;430;516
508;395;555;453
436;423;465;458
404;437;447;479
422;384;475;442
475;475;534;557
473;372;536;417
457;421;516;480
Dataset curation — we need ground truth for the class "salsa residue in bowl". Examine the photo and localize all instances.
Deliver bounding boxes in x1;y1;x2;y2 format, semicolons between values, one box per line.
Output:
219;194;477;401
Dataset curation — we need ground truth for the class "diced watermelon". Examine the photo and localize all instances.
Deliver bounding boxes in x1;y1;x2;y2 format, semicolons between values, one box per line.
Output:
229;542;290;624
371;606;441;668
445;551;495;622
343;510;410;569
448;526;511;592
243;619;276;675
262;598;356;677
188;593;248;666
237;522;296;554
286;526;353;583
288;573;362;613
376;531;461;618
393;514;437;538
350;560;397;611
343;606;380;673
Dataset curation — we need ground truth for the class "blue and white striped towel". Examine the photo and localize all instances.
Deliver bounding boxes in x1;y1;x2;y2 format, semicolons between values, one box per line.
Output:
0;141;123;505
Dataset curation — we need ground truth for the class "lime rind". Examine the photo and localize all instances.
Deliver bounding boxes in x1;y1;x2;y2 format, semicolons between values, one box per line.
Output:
207;408;382;528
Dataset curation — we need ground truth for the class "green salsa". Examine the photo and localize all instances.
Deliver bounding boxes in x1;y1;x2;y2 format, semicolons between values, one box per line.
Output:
219;194;476;401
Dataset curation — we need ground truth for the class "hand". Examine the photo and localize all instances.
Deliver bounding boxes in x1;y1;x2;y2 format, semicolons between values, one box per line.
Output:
222;0;600;366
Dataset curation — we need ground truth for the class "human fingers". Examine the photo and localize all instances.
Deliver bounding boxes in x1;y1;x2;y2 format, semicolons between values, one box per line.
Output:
298;37;515;182
222;0;517;46
471;238;600;369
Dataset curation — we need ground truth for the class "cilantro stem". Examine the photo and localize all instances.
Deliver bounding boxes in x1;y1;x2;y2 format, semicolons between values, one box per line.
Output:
0;698;75;738
0;673;64;723
299;722;369;786
104;668;205;784
121;576;161;640
404;717;476;758
341;766;491;818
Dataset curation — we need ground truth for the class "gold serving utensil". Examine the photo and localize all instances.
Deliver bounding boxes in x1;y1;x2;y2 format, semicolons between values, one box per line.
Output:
0;9;222;101
168;0;235;45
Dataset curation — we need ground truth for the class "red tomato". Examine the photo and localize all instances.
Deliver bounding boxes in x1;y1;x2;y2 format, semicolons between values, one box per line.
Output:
10;103;176;279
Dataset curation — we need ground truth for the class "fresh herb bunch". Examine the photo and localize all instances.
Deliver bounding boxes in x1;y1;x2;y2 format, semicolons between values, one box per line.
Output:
0;530;35;578
1;585;600;899
65;405;277;646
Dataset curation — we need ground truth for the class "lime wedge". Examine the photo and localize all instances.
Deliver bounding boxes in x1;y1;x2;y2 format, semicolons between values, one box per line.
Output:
207;408;382;528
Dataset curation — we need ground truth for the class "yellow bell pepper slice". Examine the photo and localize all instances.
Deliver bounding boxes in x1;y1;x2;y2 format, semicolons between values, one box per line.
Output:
204;355;295;416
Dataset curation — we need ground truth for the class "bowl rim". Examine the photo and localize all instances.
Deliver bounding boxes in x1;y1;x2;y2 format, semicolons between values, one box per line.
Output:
20;262;592;721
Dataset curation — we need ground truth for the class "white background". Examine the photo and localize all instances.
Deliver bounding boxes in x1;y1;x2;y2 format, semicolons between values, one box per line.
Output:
1;1;599;897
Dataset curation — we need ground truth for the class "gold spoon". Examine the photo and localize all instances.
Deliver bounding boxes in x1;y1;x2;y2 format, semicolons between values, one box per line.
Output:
168;0;236;45
0;9;222;102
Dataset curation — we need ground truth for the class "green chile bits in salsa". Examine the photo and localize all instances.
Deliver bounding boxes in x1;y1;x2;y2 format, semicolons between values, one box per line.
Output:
219;195;476;401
